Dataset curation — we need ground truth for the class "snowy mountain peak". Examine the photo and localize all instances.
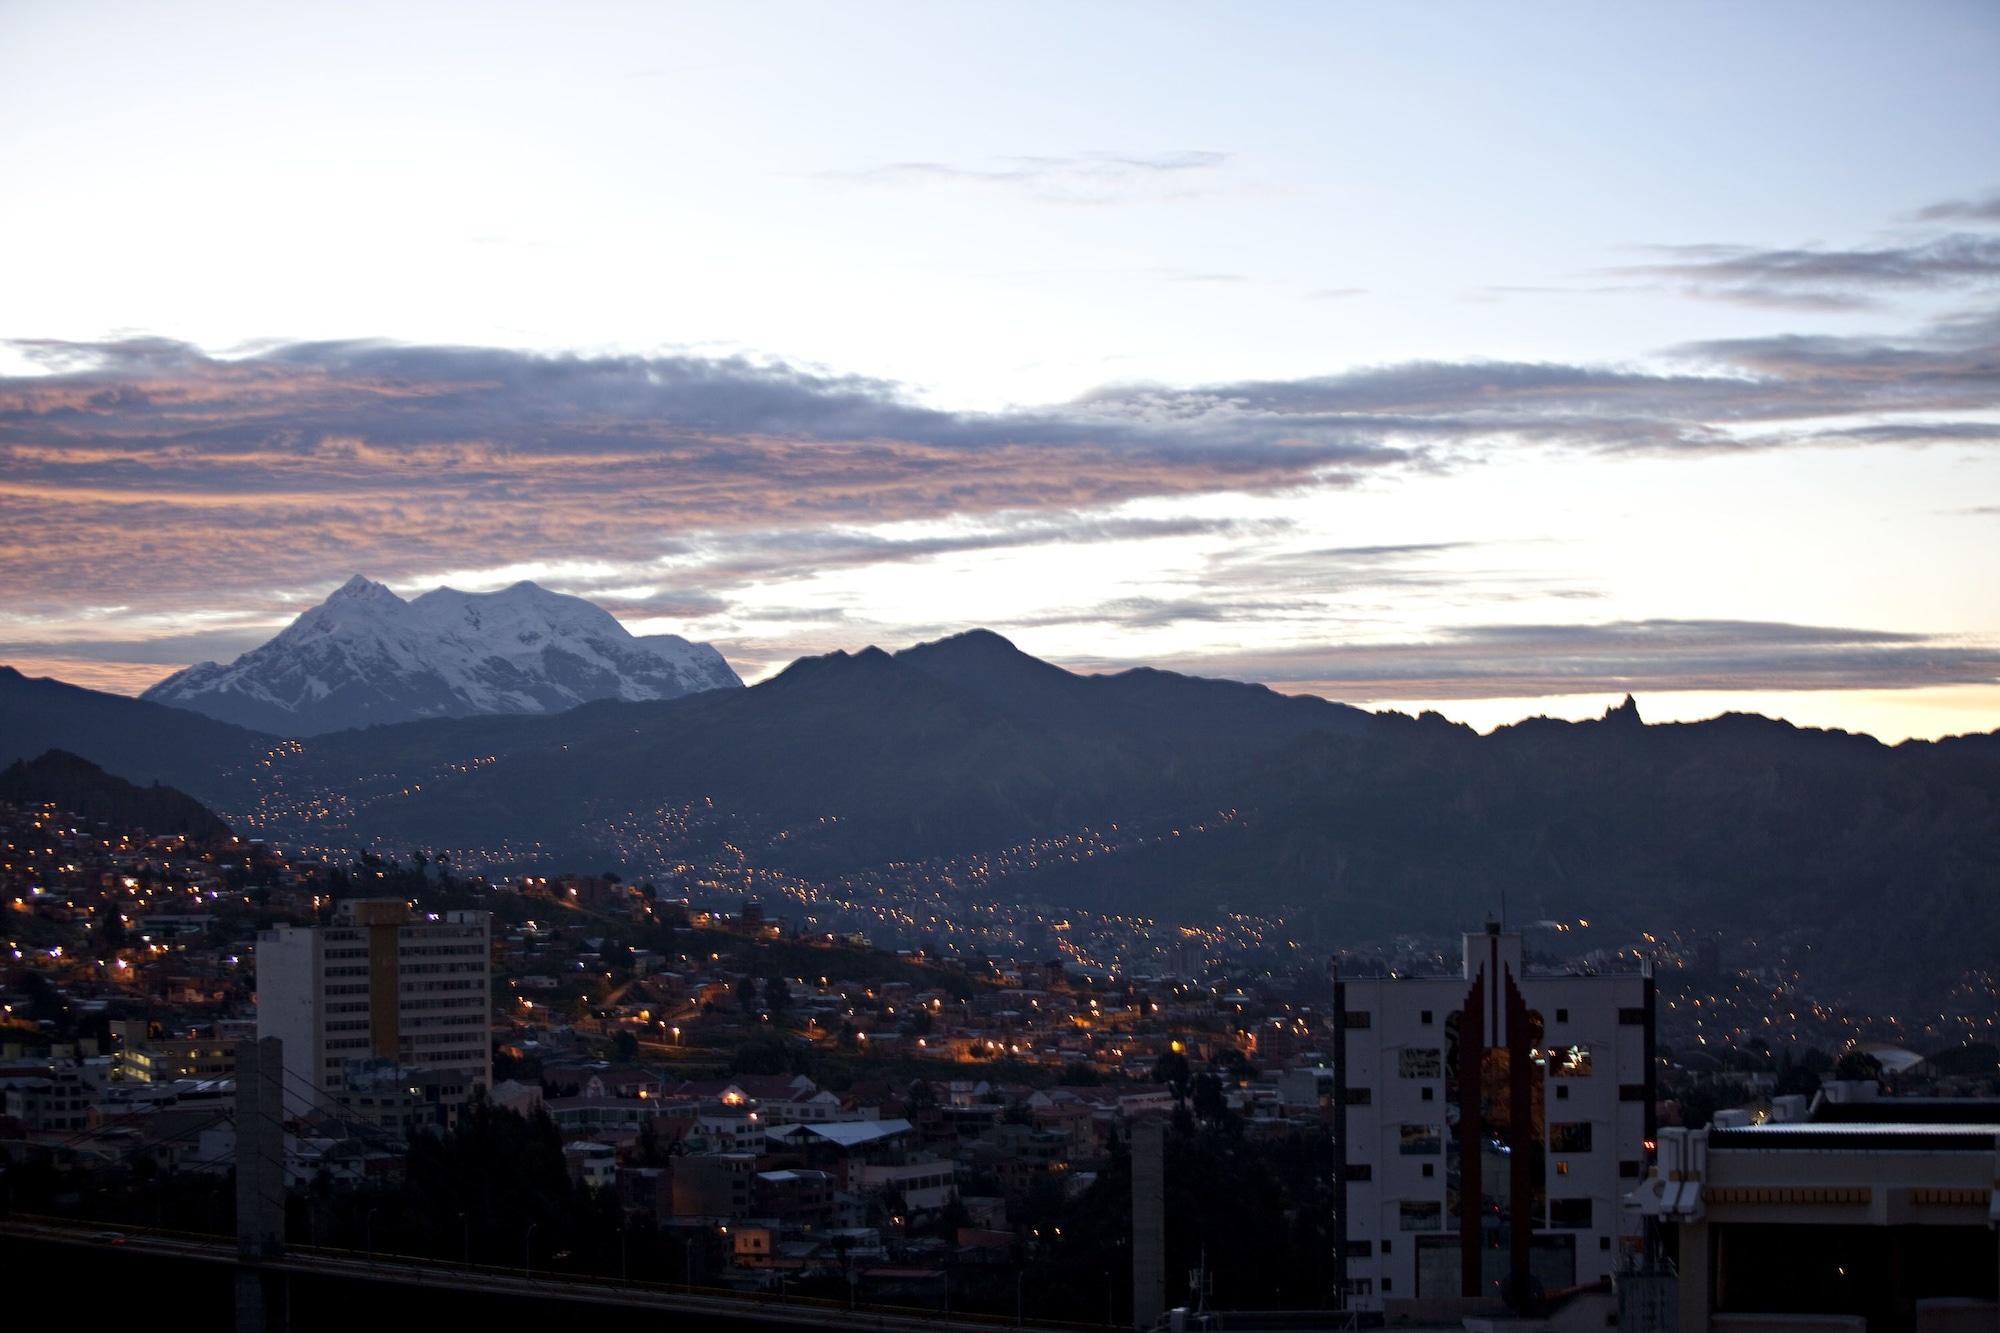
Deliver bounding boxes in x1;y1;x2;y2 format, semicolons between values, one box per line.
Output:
142;576;741;736
329;574;401;603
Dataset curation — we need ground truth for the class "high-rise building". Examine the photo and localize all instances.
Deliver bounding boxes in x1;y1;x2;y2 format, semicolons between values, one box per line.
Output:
255;899;491;1118
1334;923;1655;1309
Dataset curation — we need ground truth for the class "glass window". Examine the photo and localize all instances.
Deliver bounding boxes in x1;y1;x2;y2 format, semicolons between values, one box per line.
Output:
1400;1123;1442;1155
1549;1198;1593;1229
1549;1045;1592;1078
1550;1121;1593;1153
1399;1201;1442;1231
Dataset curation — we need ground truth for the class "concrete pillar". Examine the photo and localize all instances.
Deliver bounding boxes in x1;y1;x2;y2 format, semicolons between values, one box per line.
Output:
236;1036;286;1257
236;1036;286;1333
1132;1118;1167;1329
1678;1220;1711;1333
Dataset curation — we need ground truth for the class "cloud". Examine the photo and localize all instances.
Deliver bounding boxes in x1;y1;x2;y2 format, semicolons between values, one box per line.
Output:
1614;235;2000;309
1911;190;2000;225
2;306;1995;630
821;150;1231;204
1071;619;2000;701
0;657;179;694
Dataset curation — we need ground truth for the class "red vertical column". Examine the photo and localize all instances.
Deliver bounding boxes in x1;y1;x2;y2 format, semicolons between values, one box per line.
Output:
1505;975;1535;1305
1456;971;1485;1297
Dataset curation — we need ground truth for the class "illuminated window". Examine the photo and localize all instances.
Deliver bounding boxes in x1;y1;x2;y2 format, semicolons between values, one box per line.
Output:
1549;1045;1592;1078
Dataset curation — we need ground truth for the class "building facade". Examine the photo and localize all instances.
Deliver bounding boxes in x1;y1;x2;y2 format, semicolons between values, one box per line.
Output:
1632;1109;2000;1329
1335;924;1655;1309
256;899;491;1118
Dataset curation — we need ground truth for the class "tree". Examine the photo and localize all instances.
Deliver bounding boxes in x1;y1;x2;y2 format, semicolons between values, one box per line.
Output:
730;1034;805;1075
1215;1048;1258;1086
611;1030;639;1063
1151;1050;1192;1102
1773;1059;1821;1099
1833;1049;1883;1083
1191;1072;1226;1123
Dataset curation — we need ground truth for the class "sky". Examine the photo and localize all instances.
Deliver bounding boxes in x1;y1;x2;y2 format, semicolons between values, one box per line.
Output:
1;1;1997;741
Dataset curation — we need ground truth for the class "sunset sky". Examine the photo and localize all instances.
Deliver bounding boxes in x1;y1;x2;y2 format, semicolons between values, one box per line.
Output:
2;1;1996;740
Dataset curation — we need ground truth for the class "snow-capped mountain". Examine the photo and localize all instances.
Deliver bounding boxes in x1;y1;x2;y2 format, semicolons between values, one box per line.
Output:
141;576;741;735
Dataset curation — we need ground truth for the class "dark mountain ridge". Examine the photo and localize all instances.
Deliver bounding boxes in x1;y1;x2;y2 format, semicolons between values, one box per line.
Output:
0;749;234;841
1;635;1995;1007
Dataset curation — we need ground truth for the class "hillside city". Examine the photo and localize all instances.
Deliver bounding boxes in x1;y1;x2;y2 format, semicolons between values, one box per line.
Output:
5;768;1997;1324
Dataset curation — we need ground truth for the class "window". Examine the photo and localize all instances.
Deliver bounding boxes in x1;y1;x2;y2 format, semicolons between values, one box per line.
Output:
1619;1160;1643;1179
1342;1087;1372;1106
1550;1122;1594;1153
1549;1198;1593;1229
1421;1086;1434;1101
1380;1239;1392;1254
1549;1045;1592;1078
1619;1006;1647;1026
1600;1236;1613;1251
1342;1011;1372;1030
1400;1124;1441;1155
1399;1048;1441;1078
1420;1010;1433;1025
1380;1277;1393;1292
1619;1083;1648;1102
1555;1085;1569;1100
1346;1162;1372;1181
1555;1008;1569;1023
1346;1239;1372;1258
1421;1163;1434;1178
1399;1202;1441;1231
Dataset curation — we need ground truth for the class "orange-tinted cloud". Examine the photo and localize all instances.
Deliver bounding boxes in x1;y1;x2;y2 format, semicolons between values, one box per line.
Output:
1;321;1995;691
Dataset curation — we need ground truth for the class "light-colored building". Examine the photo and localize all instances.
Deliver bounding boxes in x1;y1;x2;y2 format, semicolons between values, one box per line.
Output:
116;1037;238;1084
1335;924;1655;1310
1630;1108;2000;1331
256;899;491;1118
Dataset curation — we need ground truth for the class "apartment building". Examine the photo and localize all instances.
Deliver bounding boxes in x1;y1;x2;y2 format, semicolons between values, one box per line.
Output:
1335;923;1655;1309
256;898;491;1118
